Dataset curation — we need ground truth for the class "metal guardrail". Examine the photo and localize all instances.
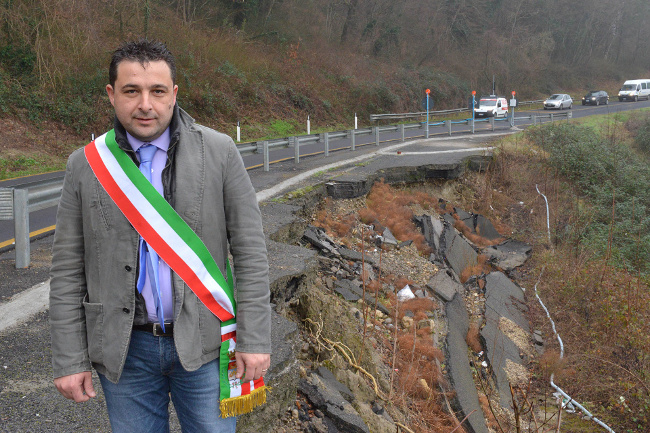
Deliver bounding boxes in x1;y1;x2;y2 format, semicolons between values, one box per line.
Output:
0;174;65;268
368;99;547;121
370;108;468;121
514;111;572;124
1;107;571;268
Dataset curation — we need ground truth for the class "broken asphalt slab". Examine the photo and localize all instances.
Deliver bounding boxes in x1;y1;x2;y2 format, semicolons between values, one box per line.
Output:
481;272;530;415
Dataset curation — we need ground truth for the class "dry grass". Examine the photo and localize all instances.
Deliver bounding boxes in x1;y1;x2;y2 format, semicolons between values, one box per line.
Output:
459;254;492;284
466;323;483;353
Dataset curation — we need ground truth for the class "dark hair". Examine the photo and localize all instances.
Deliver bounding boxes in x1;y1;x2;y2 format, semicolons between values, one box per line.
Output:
109;39;176;87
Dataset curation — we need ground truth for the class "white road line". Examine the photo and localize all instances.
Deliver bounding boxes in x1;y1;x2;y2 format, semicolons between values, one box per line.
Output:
256;136;498;203
0;280;50;332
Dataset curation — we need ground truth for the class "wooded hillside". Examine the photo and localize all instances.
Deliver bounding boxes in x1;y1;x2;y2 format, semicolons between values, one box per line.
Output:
1;0;649;137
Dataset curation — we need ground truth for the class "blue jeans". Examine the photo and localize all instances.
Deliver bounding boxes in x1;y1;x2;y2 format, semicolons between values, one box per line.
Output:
98;330;236;433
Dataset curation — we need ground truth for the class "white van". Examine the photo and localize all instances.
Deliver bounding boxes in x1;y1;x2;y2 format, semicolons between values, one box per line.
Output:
618;79;650;102
474;96;509;118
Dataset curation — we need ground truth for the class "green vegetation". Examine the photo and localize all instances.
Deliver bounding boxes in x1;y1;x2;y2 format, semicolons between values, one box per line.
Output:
0;155;67;179
1;0;649;147
525;118;650;275
473;113;650;433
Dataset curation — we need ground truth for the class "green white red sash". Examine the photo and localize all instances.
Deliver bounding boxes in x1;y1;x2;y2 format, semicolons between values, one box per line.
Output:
84;130;267;416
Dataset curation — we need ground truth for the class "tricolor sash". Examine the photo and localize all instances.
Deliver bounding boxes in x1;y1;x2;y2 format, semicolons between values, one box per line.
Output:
84;130;267;417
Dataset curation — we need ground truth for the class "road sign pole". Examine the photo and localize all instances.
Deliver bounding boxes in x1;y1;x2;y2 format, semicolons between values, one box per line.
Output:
511;91;516;128
425;89;431;139
471;91;476;133
426;93;430;139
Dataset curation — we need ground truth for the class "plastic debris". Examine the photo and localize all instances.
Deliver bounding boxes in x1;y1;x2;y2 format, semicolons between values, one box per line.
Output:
397;284;415;301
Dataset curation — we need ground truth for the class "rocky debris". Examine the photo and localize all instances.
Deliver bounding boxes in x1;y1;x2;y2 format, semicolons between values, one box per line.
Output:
453;208;502;241
483;239;532;272
378;227;398;246
474;214;502;240
446;293;490;433
427;269;463;302
276;189;534;433
414;214;444;252
339;247;376;265
298;370;371;433
332;280;390;316
303;226;341;257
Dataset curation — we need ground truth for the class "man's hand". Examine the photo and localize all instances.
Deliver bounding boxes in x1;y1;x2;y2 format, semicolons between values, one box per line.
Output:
235;352;271;383
54;372;96;402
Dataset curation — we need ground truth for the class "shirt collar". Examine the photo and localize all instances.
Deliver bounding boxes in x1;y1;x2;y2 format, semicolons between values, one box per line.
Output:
127;128;171;153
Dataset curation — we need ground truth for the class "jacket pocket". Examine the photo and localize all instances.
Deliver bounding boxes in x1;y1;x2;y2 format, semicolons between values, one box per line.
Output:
198;303;222;355
83;298;104;364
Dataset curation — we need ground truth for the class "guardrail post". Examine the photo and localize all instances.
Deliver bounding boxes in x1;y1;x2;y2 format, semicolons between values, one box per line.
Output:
446;120;452;136
489;117;495;131
532;115;537;125
567;111;572;122
13;189;30;269
324;132;330;156
263;141;270;172
550;113;554;123
349;129;356;151
293;136;300;164
400;124;405;142
374;126;379;146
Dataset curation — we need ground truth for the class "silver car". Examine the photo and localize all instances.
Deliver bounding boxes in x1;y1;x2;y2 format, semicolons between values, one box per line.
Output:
544;94;572;110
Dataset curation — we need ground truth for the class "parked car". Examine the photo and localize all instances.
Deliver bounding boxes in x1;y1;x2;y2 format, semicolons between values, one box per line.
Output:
582;91;609;105
618;79;650;102
474;96;509;118
544;94;572;110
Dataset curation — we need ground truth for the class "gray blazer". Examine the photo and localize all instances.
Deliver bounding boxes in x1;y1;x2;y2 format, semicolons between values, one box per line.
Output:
49;109;271;383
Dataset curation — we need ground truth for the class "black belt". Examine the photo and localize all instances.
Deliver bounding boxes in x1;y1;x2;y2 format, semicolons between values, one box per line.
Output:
133;323;174;337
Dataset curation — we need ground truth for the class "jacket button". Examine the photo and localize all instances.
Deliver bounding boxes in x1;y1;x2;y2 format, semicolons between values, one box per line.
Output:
122;308;130;314
125;265;132;272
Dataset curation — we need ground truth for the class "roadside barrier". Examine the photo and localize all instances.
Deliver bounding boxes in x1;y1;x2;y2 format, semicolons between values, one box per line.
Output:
0;174;65;268
1;105;569;268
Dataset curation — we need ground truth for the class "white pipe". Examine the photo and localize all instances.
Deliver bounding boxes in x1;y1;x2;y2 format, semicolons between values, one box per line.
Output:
534;187;616;433
535;184;551;245
531;270;615;432
354;113;358;130
307;116;310;134
236;122;241;142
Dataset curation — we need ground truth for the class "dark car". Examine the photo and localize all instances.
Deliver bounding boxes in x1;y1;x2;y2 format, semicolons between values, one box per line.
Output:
582;91;609;106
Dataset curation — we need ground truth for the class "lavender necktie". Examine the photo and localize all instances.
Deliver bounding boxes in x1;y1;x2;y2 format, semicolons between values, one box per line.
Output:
136;144;166;330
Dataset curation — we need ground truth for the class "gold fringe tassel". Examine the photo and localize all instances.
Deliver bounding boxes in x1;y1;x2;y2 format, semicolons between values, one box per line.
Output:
220;386;270;418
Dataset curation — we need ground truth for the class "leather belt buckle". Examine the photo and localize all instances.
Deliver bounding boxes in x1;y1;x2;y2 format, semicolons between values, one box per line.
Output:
152;323;165;336
133;322;173;336
152;323;173;337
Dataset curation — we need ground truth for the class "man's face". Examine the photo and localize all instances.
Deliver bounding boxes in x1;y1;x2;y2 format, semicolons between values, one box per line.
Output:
106;60;178;142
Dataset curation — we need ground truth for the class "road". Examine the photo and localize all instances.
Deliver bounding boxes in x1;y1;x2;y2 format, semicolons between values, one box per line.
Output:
1;98;649;248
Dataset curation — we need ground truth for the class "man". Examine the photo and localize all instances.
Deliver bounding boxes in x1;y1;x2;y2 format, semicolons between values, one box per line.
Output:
49;39;271;432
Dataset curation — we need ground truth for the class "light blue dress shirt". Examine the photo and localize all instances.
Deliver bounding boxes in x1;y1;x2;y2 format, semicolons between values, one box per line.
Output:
127;130;174;323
